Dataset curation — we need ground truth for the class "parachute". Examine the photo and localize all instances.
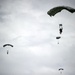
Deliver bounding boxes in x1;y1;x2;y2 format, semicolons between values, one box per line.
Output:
59;68;64;70
58;68;64;74
3;44;13;47
3;44;13;54
47;6;75;44
56;36;61;44
56;36;61;39
47;6;75;16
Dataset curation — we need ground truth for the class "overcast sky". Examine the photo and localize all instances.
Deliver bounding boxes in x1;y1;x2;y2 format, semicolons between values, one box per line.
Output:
0;0;75;75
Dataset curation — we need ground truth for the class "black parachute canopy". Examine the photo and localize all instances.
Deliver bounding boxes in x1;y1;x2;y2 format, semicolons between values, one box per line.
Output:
56;36;61;39
58;68;64;71
47;6;75;16
3;44;13;47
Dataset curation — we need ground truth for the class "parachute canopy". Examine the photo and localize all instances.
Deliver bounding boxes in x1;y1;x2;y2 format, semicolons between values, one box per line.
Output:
47;6;75;16
3;44;13;47
59;24;62;26
58;68;64;71
56;36;61;39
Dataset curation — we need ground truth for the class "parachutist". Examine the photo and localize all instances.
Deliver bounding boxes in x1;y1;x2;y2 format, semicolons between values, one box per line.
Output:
58;42;59;44
59;24;63;34
59;29;62;34
7;50;9;54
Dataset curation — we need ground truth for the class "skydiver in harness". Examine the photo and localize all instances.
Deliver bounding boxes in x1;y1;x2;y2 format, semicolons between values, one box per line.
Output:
7;50;9;54
59;24;63;34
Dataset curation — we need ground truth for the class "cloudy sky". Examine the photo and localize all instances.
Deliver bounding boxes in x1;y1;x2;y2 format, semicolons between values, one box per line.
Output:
0;0;75;75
